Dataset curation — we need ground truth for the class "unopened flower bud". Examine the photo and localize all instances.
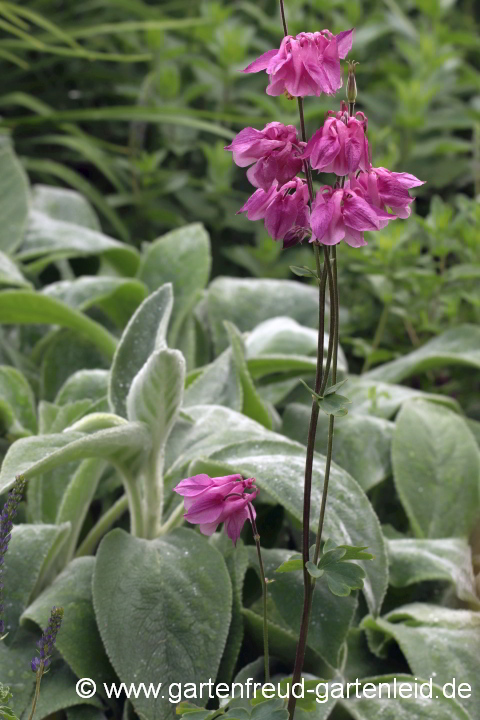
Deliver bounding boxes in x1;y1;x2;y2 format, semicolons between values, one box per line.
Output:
346;61;358;104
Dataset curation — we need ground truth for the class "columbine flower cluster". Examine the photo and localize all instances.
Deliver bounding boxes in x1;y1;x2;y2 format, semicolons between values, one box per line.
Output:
31;606;64;673
174;474;258;545
0;475;26;635
226;32;424;248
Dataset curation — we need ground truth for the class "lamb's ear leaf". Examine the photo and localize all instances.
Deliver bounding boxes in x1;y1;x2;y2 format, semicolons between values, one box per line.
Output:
137;223;211;350
340;674;472;720
0;421;151;494
0;139;29;255
0;635;101;720
109;283;173;418
22;557;116;692
387;537;479;606
2;523;70;641
93;529;232;720
365;324;480;383
392;400;480;538
225;321;272;429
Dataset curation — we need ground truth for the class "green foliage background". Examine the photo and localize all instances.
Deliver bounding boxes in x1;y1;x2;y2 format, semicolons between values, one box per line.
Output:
0;1;479;720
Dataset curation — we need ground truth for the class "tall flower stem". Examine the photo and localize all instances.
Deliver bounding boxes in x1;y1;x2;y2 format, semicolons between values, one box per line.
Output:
28;665;43;720
277;3;341;717
247;504;270;682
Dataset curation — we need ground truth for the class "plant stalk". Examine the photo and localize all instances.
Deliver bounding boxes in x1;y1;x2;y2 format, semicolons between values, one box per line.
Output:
247;504;270;682
28;665;44;720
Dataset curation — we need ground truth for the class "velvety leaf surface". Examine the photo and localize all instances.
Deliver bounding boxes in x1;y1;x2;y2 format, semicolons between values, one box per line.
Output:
392;400;480;538
127;348;185;449
137;224;211;349
31;184;100;230
0;366;37;437
109;284;173;417
0;251;31;289
0;139;29;254
282;403;393;491
93;528;232;720
2;523;71;639
341;674;472;719
363;605;480;716
22;557;116;689
42;277;147;327
365;325;480;383
184;349;242;412
346;377;459;419
0;422;151;493
55;370;109;406
387;537;479;605
19;210;139;275
226;322;272;429
0;292;117;361
207;278;318;353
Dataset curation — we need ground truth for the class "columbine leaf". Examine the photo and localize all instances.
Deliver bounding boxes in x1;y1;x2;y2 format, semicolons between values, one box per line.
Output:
337;545;375;561
324;379;348;396
289;265;318;278
323;561;366;596
275;555;303;574
305;560;324;579
317;393;351;417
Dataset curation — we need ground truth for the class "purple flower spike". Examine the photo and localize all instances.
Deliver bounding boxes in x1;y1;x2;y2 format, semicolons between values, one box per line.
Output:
243;30;354;98
31;606;64;674
174;474;258;546
0;475;26;635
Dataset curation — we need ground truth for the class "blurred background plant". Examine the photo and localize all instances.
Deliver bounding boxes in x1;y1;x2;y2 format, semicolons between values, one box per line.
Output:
0;0;479;371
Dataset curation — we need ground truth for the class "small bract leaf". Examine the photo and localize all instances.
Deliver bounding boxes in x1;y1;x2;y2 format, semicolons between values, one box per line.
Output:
324;379;348;396
289;265;317;278
305;560;324;579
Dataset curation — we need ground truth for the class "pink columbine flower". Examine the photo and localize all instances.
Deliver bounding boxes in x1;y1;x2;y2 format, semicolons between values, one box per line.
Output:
302;110;369;176
238;177;310;241
351;166;425;219
225;122;305;191
174;474;258;545
243;29;354;98
310;185;394;247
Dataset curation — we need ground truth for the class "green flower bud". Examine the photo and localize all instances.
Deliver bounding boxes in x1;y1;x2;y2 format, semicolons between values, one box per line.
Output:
346;61;359;104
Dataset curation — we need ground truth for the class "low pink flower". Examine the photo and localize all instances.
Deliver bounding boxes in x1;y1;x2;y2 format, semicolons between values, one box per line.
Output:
302;110;369;176
225;122;304;191
310;185;393;247
351;166;425;219
243;30;354;98
174;474;258;545
238;178;310;241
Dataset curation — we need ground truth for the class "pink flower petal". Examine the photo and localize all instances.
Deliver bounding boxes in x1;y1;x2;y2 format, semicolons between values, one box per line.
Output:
243;48;278;73
335;29;354;59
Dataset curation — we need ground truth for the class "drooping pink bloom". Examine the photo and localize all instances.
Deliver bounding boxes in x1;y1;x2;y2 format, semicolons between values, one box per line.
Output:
351;166;425;219
310;185;394;247
243;30;354;98
174;474;258;545
238;178;310;241
302;110;369;176
225;122;305;190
